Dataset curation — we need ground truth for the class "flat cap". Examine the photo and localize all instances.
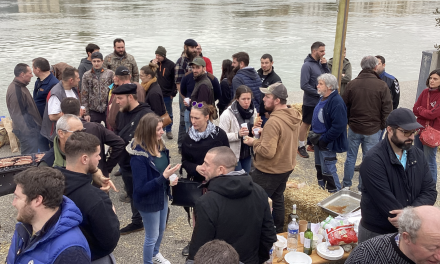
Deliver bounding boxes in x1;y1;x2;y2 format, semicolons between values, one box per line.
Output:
184;39;198;47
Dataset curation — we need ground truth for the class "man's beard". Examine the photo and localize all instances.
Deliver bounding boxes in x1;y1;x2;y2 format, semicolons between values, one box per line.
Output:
186;49;196;61
264;103;274;112
119;104;131;113
233;65;240;75
17;203;35;224
391;133;413;151
87;163;98;174
115;50;126;57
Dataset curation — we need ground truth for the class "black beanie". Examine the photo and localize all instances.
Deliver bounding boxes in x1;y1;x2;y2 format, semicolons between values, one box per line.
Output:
155;46;167;57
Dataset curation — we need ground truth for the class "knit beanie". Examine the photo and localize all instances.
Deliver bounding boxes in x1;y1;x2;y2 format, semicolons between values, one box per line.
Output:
155;46;167;58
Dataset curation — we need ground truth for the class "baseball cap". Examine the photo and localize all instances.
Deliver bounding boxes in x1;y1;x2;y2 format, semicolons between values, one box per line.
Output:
259;82;288;100
386;108;423;130
189;57;206;67
115;66;130;76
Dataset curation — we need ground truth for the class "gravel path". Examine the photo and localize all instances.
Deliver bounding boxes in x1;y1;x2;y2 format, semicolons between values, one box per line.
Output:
1;80;438;263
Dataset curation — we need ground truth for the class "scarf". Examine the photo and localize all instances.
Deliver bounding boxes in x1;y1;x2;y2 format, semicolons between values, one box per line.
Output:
236;100;254;120
53;136;66;168
188;121;217;142
141;77;157;93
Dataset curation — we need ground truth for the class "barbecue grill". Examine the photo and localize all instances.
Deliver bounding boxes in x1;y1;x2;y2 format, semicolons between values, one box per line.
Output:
0;153;42;196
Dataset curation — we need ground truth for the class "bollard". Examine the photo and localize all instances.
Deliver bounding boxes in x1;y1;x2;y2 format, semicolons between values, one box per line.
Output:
416;50;440;101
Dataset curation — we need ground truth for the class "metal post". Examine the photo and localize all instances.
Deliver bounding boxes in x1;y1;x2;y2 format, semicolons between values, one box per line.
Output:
332;0;350;92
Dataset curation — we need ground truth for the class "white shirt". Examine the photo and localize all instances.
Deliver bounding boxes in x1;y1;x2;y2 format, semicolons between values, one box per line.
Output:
48;89;78;115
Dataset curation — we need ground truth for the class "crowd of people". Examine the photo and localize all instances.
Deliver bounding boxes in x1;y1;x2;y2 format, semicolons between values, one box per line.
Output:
5;37;440;264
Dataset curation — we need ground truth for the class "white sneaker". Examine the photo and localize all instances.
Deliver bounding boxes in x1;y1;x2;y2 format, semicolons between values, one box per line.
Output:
153;252;171;264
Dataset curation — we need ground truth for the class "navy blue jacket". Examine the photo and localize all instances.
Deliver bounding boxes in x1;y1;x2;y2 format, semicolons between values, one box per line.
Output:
379;71;400;110
319;91;348;153
232;67;262;111
300;54;330;107
33;73;59;117
127;142;171;212
181;72;221;110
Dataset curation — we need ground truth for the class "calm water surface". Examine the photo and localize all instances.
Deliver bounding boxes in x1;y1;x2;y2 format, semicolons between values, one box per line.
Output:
0;0;438;115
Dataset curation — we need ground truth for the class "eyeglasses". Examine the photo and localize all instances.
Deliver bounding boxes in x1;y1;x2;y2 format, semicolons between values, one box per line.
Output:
396;128;418;137
192;101;203;108
62;128;86;133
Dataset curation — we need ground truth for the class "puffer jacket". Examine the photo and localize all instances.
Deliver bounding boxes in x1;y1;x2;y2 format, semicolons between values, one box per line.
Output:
103;52;139;83
81;68;114;115
232;67;263;110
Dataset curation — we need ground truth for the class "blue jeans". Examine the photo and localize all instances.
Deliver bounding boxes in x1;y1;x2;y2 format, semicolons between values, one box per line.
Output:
163;96;173;132
414;134;438;183
314;147;341;192
235;155;252;173
139;193;168;264
184;109;191;132
343;128;382;191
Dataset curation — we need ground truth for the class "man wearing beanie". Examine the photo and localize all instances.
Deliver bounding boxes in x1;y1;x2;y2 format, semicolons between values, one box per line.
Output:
358;108;437;243
81;52;114;126
152;46;177;139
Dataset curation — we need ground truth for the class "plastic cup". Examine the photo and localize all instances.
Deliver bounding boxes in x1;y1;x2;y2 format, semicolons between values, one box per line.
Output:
80;106;86;110
274;241;284;258
300;232;305;244
253;128;260;139
241;123;248;128
299;220;308;233
184;98;191;105
169;174;178;182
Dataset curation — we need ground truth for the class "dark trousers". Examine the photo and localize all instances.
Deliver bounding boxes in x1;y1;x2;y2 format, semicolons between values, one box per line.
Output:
177;96;186;149
121;169;142;225
251;168;292;233
163;96;173;132
90;110;107;127
17;134;39;154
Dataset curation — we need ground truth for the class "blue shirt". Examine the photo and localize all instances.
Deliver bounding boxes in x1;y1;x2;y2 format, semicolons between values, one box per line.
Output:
312;96;330;134
395;150;407;170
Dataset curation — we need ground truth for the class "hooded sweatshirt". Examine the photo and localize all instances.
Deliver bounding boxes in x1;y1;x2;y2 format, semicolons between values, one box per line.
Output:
188;172;277;264
58;167;120;261
300;54;330;107
253;106;301;174
232;67;263;110
78;58;93;91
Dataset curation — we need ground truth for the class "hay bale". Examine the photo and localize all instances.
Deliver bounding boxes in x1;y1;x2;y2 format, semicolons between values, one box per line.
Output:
284;178;332;231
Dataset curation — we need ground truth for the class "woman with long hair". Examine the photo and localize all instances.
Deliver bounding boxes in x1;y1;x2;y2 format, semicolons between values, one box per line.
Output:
126;113;180;264
140;63;167;117
217;59;235;115
219;85;259;173
413;68;440;183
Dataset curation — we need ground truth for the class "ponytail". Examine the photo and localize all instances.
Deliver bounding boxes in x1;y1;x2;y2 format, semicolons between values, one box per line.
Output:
140;62;158;78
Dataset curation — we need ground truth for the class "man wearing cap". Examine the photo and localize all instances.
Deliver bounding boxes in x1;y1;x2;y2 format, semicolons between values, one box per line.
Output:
176;39;198;153
106;66;144;131
189;57;215;106
152;46;177;139
103;38;139;83
113;83;153;235
358;108;437;243
244;82;301;233
81;52;114;126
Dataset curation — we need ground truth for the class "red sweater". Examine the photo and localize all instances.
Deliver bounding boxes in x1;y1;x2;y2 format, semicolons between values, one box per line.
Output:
413;88;440;131
203;57;213;74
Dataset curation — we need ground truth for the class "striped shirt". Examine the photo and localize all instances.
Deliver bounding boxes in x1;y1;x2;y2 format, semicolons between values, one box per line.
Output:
345;233;415;264
175;53;192;84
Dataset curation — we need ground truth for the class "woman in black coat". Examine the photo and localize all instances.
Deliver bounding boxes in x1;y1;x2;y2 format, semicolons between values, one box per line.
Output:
140;63;166;117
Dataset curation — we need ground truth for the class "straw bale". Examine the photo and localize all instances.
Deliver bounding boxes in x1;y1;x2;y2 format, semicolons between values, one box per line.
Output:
284;178;332;231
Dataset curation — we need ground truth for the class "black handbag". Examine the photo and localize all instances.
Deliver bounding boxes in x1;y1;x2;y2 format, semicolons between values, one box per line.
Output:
171;178;204;207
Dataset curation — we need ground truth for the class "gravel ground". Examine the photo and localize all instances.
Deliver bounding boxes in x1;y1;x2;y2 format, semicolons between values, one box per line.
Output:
1;80;439;263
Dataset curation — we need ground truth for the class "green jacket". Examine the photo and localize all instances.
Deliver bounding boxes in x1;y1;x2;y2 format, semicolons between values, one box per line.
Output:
103;52;139;83
328;57;352;95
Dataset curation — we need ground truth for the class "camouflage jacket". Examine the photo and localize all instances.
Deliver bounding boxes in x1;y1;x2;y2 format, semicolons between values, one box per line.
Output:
81;68;114;114
103;52;139;83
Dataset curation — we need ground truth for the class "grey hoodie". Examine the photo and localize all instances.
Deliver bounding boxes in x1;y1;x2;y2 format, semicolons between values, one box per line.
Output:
78;58;93;91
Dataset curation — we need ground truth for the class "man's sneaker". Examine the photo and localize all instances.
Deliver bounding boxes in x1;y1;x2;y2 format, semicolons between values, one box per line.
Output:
297;146;309;158
119;193;131;203
354;164;362;171
166;132;173;139
182;242;190;256
120;223;144;235
307;145;314;152
153;252;171;264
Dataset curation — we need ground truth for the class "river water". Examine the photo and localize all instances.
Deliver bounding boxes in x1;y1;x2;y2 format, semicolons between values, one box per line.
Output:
0;0;438;115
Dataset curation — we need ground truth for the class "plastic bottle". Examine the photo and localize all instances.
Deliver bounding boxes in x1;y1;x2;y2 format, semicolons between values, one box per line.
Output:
287;218;299;252
265;245;274;264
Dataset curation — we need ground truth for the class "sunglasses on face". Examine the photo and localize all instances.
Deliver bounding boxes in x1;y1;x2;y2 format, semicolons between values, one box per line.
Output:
192;101;203;108
396;128;418;137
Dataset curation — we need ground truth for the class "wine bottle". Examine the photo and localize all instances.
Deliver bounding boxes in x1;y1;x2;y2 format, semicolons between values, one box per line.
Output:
303;223;313;255
290;204;299;222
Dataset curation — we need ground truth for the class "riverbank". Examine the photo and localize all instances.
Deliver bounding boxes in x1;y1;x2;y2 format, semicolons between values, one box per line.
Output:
1;80;438;263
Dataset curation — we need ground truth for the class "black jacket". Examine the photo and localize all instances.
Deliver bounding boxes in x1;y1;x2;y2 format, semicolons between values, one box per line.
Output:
115;103;153;170
57;167;120;261
155;58;177;97
188;172;277;264
181;126;229;182
360;136;437;234
257;67;282;115
145;81;167;116
82;119;125;176
218;78;233;112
